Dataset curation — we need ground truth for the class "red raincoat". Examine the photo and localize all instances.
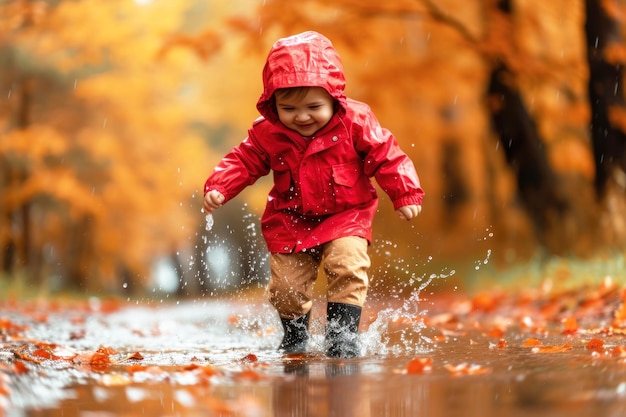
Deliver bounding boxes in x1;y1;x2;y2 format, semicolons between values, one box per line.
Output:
204;31;424;253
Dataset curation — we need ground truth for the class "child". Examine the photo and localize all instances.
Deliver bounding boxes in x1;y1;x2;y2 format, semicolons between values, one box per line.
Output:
203;31;423;358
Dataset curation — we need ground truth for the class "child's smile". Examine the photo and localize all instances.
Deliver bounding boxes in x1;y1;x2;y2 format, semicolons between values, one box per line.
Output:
275;87;335;137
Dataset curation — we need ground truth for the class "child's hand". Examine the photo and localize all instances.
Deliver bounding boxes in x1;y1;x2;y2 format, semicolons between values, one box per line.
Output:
203;190;225;213
396;204;421;221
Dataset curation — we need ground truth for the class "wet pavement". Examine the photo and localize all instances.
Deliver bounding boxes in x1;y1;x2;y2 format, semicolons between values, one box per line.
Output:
2;287;626;417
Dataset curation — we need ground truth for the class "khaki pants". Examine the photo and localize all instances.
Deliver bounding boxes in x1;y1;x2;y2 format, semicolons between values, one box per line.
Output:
268;236;370;320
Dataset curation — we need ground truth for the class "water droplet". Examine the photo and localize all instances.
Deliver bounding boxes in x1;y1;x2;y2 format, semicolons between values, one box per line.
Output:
205;214;214;231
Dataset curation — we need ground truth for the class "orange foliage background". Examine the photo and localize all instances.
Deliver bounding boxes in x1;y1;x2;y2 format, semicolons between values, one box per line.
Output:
1;0;625;294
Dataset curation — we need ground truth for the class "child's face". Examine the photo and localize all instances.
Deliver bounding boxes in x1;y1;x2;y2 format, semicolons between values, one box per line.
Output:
275;87;335;137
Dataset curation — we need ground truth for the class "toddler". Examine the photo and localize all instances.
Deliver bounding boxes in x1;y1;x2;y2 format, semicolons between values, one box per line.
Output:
203;31;423;358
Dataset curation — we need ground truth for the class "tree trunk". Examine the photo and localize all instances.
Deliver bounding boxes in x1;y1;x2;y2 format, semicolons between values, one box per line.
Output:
1;75;33;278
584;0;626;196
487;64;571;250
484;0;604;256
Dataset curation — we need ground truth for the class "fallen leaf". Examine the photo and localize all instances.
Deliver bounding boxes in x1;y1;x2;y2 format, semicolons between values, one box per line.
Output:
406;357;433;374
487;326;505;338
126;364;147;374
0;318;27;334
197;365;219;377
120;352;144;361
611;346;626;357
89;351;112;371
562;317;578;335
13;346;42;364
586;338;604;353
522;338;542;347
96;346;118;355
234;370;266;381
240;353;258;363
32;348;53;360
13;361;29;375
532;343;572;353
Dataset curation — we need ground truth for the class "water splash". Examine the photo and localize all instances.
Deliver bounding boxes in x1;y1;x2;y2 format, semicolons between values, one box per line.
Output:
205;214;214;232
363;269;455;356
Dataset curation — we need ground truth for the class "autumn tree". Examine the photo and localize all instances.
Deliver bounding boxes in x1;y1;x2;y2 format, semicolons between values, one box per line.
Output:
215;0;626;262
5;0;626;295
0;0;217;293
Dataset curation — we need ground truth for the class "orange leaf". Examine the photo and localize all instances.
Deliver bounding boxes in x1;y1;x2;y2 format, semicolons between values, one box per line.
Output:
0;383;9;395
126;364;147;374
185;364;219;377
90;351;111;368
200;365;219;377
32;348;53;360
240;353;258;363
13;346;42;364
406;357;433;374
0;318;27;334
126;352;144;361
235;370;266;381
13;361;29;375
184;363;200;371
472;292;500;313
96;299;122;314
611;346;626;357
532;343;572;353
487;327;505;338
586;338;604;353
33;341;57;350
96;346;118;355
522;338;542;347
562;317;578;335
495;339;508;349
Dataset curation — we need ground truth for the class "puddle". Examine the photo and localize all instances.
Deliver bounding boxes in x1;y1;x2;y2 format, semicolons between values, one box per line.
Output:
2;294;626;416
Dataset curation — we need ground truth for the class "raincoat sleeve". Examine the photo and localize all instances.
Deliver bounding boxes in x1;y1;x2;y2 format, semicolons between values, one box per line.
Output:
353;109;424;209
203;131;271;203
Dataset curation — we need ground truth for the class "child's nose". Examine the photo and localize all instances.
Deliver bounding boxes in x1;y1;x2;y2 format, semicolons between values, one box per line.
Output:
295;110;310;121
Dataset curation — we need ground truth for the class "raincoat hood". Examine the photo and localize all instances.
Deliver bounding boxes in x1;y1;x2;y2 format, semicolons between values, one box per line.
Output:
256;31;347;123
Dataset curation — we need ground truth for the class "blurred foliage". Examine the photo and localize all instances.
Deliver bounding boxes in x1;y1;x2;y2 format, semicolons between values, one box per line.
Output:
1;0;626;295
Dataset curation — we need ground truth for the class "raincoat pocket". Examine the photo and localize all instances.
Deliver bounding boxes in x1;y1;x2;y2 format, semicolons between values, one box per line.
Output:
332;161;377;210
332;161;361;187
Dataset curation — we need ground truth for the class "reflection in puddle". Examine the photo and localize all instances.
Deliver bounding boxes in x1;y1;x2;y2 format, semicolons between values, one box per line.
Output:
2;298;626;416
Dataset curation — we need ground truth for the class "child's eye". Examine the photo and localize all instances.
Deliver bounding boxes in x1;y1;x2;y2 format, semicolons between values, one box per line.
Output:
280;107;295;111
309;105;321;110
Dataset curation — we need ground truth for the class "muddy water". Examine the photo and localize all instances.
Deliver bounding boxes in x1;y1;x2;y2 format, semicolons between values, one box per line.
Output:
3;298;626;417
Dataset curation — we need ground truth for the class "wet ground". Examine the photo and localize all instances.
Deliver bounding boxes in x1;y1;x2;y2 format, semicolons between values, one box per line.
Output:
2;283;626;417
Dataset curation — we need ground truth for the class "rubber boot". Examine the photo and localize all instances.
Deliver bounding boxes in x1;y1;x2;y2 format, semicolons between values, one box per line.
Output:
325;302;362;358
278;311;310;354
